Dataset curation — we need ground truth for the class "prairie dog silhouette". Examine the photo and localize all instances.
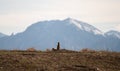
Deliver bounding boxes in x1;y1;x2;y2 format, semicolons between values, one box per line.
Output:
52;42;60;51
57;42;60;50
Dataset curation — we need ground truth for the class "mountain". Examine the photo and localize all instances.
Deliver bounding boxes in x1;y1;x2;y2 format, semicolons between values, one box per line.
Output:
105;30;120;39
0;33;7;38
0;18;120;51
102;30;120;51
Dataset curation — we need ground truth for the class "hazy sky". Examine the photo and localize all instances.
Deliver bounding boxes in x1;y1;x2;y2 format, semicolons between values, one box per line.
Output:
0;0;120;35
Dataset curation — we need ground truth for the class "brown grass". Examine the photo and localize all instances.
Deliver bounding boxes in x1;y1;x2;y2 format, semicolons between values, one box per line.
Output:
26;47;36;52
0;50;119;71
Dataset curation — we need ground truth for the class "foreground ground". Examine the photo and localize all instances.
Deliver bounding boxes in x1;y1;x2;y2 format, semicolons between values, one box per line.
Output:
0;50;120;71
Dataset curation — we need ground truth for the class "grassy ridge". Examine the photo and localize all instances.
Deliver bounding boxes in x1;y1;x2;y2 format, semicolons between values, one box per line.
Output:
0;50;120;71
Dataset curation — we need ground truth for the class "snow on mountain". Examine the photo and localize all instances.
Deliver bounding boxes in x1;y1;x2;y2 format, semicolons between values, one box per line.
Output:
64;18;103;35
105;30;120;39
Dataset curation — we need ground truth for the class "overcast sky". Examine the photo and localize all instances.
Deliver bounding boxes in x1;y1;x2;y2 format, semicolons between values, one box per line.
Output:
0;0;120;35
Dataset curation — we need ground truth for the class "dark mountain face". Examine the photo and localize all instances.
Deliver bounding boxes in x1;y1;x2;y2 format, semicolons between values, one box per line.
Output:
0;18;120;51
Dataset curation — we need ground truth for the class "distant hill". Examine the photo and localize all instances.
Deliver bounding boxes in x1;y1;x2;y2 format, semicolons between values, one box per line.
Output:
0;18;120;51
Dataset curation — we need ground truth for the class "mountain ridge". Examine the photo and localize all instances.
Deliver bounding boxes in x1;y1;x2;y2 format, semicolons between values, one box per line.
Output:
0;18;119;51
105;30;120;39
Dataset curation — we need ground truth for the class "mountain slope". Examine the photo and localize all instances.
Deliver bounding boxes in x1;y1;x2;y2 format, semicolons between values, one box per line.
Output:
0;33;7;38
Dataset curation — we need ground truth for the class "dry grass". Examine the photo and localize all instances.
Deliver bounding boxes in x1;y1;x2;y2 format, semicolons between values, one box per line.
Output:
26;47;36;52
0;50;119;71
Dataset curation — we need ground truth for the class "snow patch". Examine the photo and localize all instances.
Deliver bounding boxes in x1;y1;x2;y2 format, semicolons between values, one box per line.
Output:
106;30;120;39
69;19;82;30
67;18;103;35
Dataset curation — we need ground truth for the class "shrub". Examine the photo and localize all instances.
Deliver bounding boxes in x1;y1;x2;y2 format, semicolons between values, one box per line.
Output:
26;47;36;52
52;48;57;51
80;48;95;53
